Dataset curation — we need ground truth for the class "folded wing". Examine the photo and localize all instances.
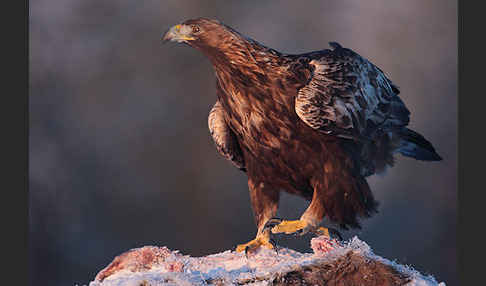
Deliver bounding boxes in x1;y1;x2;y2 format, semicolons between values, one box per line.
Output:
295;42;410;140
208;100;246;171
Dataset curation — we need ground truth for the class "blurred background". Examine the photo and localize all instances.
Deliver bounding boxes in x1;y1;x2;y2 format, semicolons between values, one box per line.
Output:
29;1;457;285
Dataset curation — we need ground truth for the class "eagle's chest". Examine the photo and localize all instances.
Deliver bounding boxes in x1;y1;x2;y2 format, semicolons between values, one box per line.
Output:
221;88;295;148
218;84;327;192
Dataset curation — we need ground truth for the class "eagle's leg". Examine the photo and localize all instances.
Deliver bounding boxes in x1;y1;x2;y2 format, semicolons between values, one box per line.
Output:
266;181;341;239
235;180;279;253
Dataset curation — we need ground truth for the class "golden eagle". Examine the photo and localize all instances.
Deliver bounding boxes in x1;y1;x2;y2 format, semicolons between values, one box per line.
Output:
163;18;441;253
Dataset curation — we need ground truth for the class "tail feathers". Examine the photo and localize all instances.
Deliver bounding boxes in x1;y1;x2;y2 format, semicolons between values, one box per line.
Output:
324;174;379;230
397;128;442;161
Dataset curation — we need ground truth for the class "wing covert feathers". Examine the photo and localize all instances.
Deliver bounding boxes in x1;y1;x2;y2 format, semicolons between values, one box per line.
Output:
295;42;410;140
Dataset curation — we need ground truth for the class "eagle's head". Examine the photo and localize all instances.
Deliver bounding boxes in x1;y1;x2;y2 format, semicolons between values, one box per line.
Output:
163;17;284;77
163;18;250;59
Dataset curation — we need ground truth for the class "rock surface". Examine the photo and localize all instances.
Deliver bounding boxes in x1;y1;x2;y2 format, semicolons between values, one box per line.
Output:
89;236;445;286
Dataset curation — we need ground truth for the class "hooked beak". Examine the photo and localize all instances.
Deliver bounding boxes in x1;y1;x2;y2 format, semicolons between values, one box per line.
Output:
162;24;195;43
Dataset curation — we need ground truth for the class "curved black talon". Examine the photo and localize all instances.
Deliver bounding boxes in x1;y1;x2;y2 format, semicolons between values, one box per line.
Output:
245;246;250;259
294;228;304;237
295;227;310;237
263;217;283;231
269;238;278;255
329;228;343;241
231;245;237;252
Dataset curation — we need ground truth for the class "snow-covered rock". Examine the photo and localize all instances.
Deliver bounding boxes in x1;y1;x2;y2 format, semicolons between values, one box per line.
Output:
88;236;445;286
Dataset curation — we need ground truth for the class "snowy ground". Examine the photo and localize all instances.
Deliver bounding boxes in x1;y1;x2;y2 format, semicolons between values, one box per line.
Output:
88;236;445;286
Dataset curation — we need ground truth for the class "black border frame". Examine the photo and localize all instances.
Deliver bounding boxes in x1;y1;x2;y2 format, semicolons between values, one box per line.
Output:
6;0;28;285
458;1;482;286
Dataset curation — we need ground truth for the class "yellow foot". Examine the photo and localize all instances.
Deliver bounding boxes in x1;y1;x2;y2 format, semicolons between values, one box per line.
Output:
315;226;330;237
266;219;310;235
264;218;342;239
235;233;275;254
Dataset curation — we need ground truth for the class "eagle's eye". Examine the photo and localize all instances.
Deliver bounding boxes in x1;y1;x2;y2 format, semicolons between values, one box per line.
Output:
191;25;200;34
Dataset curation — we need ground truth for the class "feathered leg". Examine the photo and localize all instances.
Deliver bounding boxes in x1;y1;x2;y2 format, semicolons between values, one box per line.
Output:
235;179;279;253
267;158;372;239
265;179;339;239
